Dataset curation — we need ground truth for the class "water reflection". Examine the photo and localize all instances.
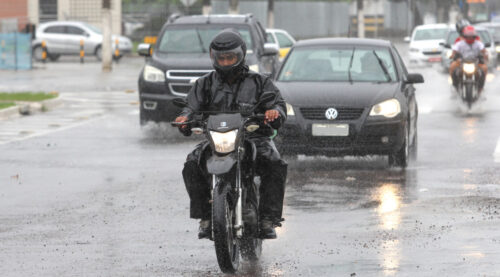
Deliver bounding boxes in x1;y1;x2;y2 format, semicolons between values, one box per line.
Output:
376;184;402;230
462;117;478;144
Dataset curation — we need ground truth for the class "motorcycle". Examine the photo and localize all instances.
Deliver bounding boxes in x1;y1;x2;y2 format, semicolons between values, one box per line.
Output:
454;53;484;109
171;93;275;273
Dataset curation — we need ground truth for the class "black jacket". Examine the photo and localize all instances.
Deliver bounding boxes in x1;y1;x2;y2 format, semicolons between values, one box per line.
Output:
180;67;287;135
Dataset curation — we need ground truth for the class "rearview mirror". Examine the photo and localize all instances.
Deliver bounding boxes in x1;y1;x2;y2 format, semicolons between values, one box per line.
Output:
138;43;152;57
406;73;424;84
172;98;187;108
263;43;279;56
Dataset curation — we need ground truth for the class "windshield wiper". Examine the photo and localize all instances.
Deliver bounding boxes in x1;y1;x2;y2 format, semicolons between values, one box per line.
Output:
195;28;207;53
372;50;392;82
347;47;355;84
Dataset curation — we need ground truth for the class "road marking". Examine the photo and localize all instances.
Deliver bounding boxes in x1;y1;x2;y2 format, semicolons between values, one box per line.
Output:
494;137;500;163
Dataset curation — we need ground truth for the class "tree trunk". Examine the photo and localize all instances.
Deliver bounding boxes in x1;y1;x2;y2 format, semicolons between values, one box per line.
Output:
202;0;212;15
228;0;239;14
102;1;112;72
267;0;275;28
357;0;365;38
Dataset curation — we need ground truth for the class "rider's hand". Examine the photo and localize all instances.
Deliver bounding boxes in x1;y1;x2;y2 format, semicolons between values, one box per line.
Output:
264;109;280;124
175;116;188;129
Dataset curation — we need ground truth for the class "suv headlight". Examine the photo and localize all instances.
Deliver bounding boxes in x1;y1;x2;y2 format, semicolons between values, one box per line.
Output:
210;130;238;153
496;46;500;53
446;50;453;59
370;99;401;118
286;103;295;116
143;65;165;82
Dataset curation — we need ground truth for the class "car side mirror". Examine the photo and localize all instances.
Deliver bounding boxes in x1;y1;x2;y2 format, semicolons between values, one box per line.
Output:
404;36;411;43
172;98;187;108
439;42;451;49
485;42;491;48
138;43;152;57
406;73;424;84
263;43;279;56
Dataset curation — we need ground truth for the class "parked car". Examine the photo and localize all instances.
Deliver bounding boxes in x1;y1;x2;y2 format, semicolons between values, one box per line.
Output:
440;27;497;72
475;22;500;61
405;24;452;66
266;28;296;60
274;38;424;167
137;14;280;125
32;21;132;61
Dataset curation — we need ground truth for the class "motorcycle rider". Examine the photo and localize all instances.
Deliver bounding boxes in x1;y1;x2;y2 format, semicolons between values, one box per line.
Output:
453;19;476;44
449;26;488;93
174;29;288;240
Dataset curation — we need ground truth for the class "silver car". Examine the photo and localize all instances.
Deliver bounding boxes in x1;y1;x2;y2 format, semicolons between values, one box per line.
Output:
32;21;132;61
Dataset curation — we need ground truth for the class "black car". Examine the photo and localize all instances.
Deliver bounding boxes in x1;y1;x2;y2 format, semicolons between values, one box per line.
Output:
274;38;424;167
137;14;280;125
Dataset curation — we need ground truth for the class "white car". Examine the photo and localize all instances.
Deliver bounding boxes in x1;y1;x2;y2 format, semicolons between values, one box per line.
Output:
406;24;452;66
266;28;296;61
32;21;132;61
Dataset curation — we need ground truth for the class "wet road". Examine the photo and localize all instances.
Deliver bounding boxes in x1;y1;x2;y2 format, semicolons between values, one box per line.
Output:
1;49;500;276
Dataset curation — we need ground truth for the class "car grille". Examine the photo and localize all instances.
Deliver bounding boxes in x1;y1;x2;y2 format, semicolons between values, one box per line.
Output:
299;107;365;120
422;51;441;56
166;70;213;96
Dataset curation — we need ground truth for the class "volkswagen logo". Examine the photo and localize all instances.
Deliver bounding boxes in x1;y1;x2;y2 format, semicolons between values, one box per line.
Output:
325;108;338;120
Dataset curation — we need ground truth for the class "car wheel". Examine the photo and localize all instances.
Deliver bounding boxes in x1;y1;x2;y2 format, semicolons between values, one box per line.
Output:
95;46;102;61
389;122;409;168
32;45;44;62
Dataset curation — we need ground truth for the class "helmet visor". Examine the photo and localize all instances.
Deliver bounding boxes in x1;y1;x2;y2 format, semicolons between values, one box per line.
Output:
210;45;244;70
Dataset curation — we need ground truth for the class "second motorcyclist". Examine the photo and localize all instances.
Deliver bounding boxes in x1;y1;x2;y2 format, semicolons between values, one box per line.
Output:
449;26;488;94
174;29;288;240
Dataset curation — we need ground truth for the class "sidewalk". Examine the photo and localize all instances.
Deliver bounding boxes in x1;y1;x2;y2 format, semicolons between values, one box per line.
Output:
0;97;64;120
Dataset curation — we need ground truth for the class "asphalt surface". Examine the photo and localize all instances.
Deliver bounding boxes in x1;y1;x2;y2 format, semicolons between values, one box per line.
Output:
1;47;500;276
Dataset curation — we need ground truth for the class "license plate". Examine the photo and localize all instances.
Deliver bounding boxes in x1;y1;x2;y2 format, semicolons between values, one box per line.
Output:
428;57;441;62
312;124;349;136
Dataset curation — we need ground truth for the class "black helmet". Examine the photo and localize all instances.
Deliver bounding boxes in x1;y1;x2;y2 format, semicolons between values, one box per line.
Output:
455;19;471;35
209;28;247;77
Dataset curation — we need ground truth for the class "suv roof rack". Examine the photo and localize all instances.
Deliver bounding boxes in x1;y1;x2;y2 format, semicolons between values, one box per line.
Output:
168;13;182;23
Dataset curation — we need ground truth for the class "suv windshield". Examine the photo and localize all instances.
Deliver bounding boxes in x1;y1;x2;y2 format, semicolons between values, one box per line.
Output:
446;30;491;45
158;25;254;53
413;28;449;41
278;47;397;82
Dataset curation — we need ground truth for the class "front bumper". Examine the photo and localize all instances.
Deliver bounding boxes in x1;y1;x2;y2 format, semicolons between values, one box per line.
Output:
276;110;405;157
409;51;442;65
138;79;183;123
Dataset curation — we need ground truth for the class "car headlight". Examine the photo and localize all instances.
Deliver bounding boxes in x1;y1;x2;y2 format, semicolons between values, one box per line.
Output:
446;50;453;59
286;103;295;116
496;46;500;53
369;99;401;118
463;63;476;74
249;64;259;73
143;65;165;82
210;130;238;153
409;48;419;53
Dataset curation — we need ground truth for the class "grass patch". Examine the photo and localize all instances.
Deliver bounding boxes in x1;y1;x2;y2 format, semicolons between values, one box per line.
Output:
0;102;15;110
0;92;58;102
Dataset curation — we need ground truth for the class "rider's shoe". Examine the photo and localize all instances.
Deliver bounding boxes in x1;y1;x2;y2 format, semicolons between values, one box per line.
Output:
259;219;277;239
198;219;211;239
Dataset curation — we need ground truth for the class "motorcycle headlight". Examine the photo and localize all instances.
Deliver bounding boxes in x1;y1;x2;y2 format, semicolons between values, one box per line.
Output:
210;130;238;153
143;65;165;82
370;99;401;118
463;63;476;75
249;64;259;73
286;103;295;116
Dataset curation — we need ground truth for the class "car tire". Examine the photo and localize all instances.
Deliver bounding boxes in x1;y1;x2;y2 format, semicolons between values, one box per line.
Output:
32;45;44;62
389;122;409;168
95;46;102;61
410;128;418;162
139;106;147;126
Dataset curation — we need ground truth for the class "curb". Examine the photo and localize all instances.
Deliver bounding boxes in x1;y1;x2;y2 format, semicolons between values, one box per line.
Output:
0;97;63;120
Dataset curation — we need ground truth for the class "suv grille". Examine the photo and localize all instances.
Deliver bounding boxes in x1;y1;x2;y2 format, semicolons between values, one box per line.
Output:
422;51;441;55
166;70;213;96
300;107;365;120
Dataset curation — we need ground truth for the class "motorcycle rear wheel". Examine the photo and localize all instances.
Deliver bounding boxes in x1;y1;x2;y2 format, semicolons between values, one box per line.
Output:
212;183;240;273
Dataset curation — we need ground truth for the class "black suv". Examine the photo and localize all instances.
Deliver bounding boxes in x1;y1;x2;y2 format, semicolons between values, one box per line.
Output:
137;14;280;125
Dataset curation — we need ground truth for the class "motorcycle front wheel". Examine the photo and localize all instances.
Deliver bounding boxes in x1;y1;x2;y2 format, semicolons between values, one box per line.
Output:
212;181;240;273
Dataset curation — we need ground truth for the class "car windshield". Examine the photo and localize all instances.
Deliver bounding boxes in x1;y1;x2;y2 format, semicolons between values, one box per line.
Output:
278;47;397;83
446;30;491;45
413;28;449;41
83;23;102;34
157;26;254;53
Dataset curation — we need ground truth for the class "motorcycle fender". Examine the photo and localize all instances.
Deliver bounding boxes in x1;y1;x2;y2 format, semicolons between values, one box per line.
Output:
207;154;237;175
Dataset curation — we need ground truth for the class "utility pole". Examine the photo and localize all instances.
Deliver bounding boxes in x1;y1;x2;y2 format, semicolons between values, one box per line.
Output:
228;0;239;14
267;0;275;28
102;0;112;72
357;0;365;38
